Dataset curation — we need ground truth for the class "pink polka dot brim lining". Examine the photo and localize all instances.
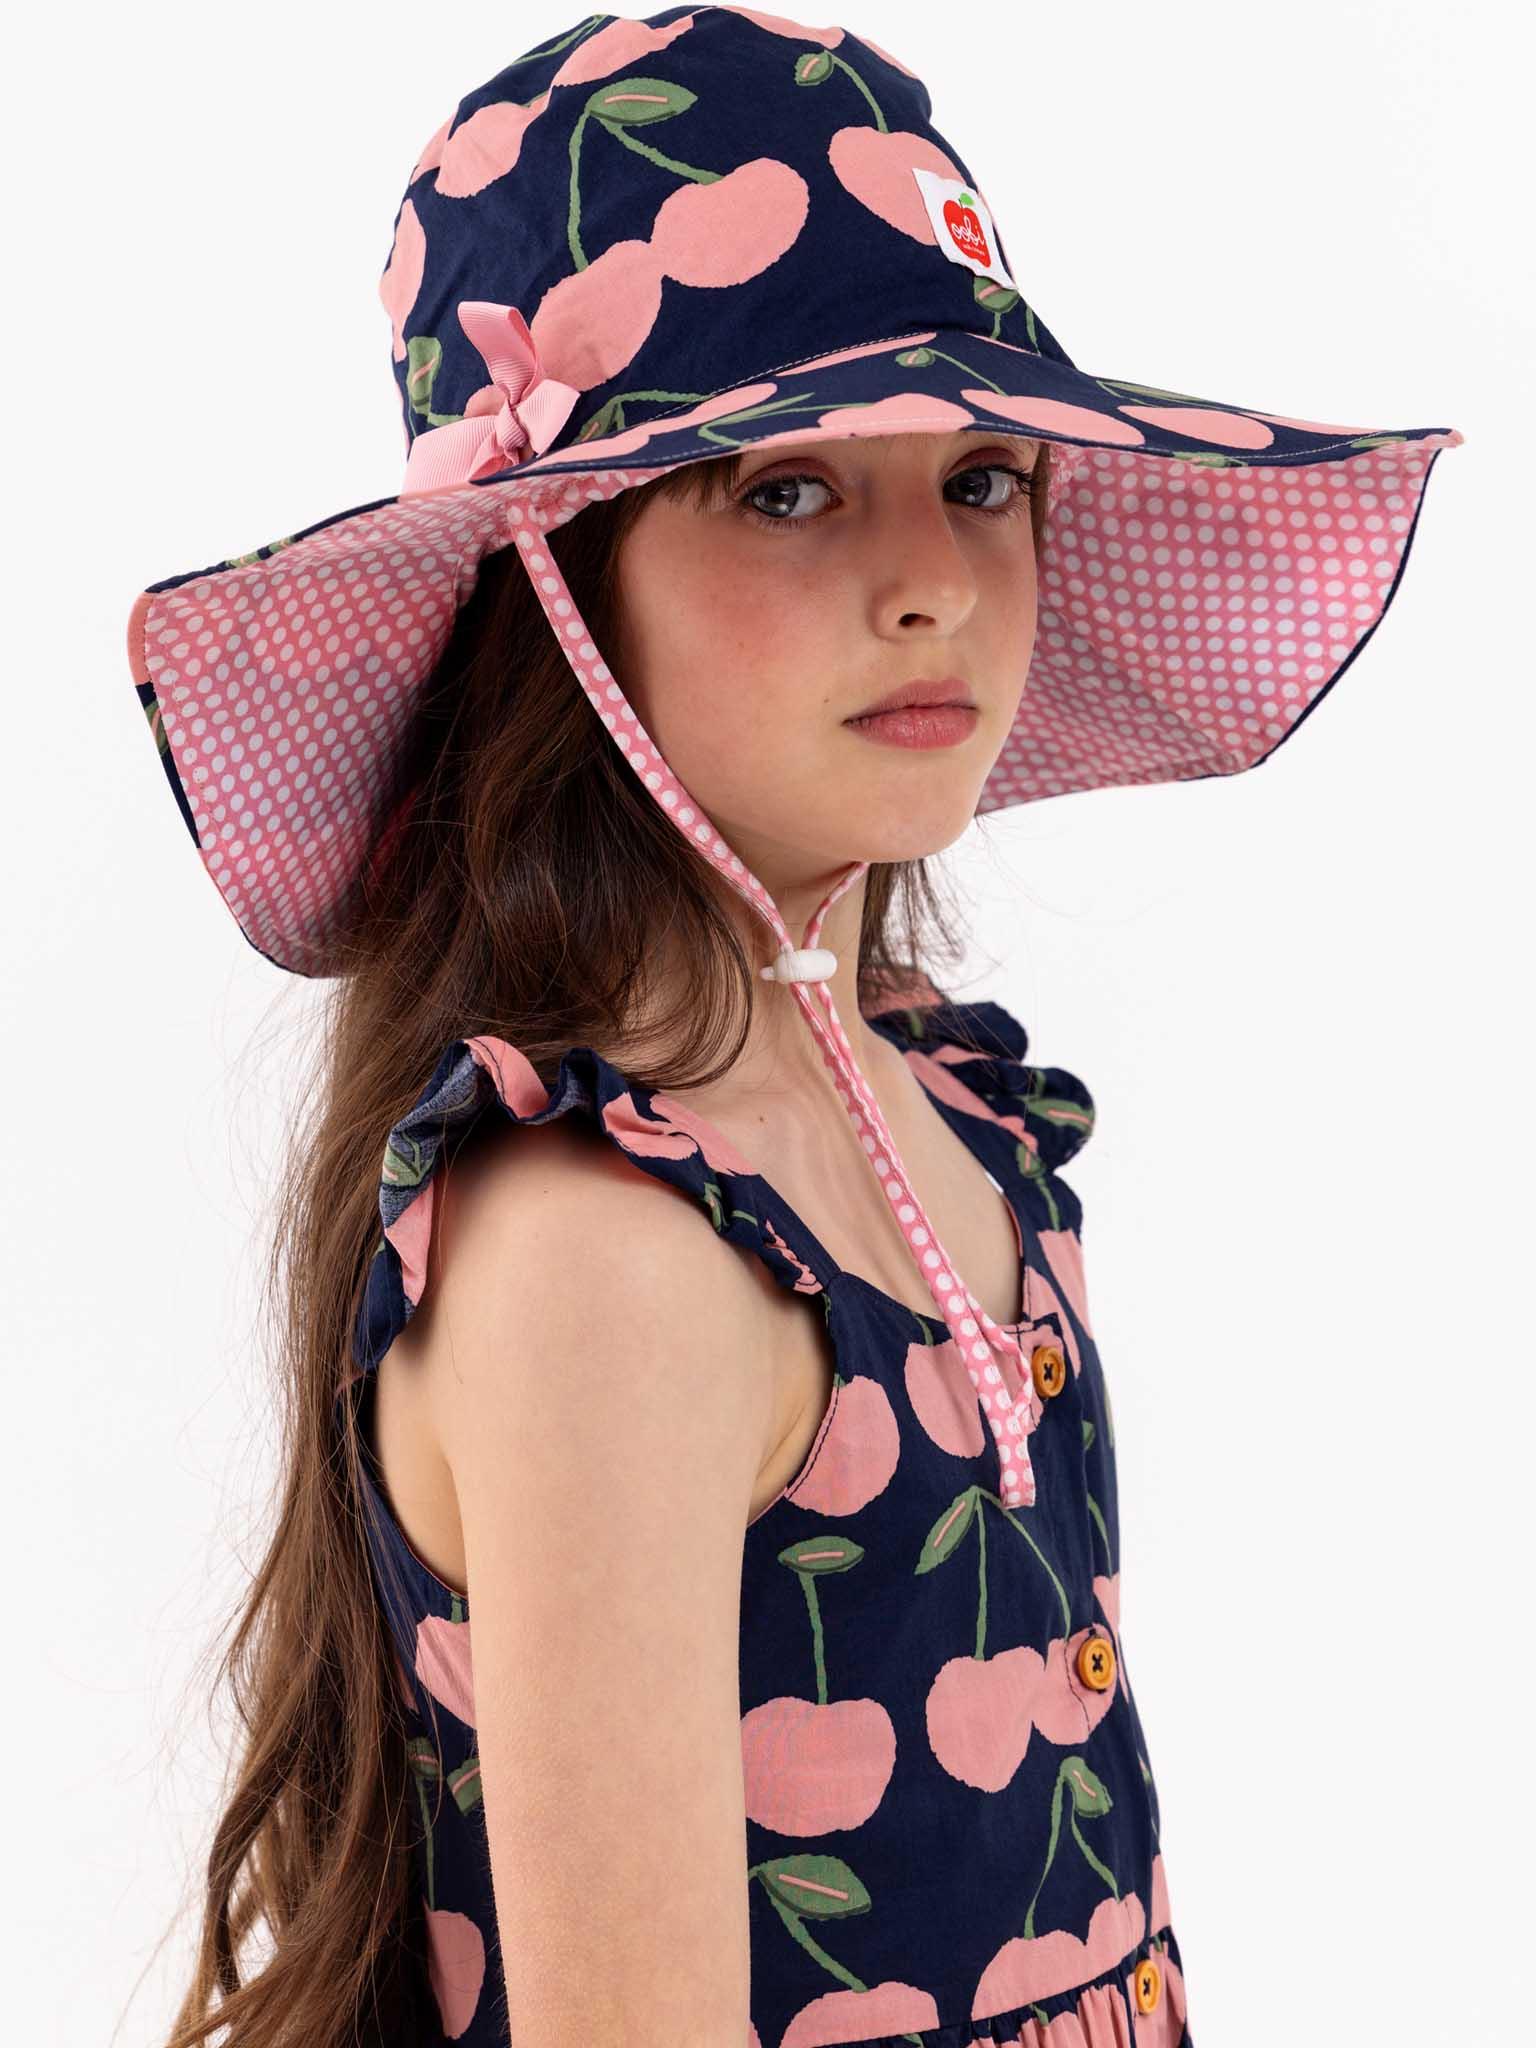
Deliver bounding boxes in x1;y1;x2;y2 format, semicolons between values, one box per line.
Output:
126;321;1463;979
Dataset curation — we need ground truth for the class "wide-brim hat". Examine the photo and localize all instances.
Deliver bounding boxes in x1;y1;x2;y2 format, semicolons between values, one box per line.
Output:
125;4;1463;1507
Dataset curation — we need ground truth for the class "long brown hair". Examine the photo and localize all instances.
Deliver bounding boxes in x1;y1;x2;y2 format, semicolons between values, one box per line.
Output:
138;437;1051;2045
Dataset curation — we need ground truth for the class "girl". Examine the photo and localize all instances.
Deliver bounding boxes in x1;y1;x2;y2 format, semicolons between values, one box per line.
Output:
126;8;1462;2045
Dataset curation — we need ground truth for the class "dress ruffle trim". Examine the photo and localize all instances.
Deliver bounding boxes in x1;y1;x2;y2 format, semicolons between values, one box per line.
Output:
349;989;1095;1386
867;984;1097;1177
745;1910;1188;2048
351;1033;830;1382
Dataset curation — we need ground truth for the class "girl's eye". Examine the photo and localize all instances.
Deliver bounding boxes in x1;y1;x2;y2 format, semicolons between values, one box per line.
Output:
734;462;1036;534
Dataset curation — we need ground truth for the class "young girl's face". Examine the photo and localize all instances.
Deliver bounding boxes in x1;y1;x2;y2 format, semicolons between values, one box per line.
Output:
611;430;1040;887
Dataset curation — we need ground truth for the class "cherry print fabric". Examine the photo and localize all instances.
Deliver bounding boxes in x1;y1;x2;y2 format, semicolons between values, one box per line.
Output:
339;983;1192;2044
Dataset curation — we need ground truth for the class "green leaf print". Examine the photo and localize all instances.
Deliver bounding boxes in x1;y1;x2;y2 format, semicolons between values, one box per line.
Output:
1062;1756;1111;1818
1023;1755;1121;1938
779;1533;864;1575
759;1852;872;1920
382;1130;431;1189
587;74;700;128
915;1488;979;1573
405;1736;442;1785
449;1753;483;1817
405;334;448;422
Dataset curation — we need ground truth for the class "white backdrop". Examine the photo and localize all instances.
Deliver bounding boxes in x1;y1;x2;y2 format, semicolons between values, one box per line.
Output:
5;2;1523;2042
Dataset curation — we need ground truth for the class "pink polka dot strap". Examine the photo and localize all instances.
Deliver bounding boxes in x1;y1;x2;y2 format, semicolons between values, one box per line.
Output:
501;481;1043;1507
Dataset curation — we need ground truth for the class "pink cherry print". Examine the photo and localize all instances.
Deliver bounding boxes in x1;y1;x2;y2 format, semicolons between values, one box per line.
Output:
905;1335;987;1459
383;1176;438;1315
515;379;783;470
925;1642;1046;1791
529;237;666;390
379;197;427;362
740;1692;896;1833
960;387;1149;445
414;1610;476;1728
602;1088;758;1176
781;1372;900;1515
761;1215;823;1294
973;1891;1147;2009
813;391;976;436
648;158;810;287
434;93;552;198
549;10;702;88
425;1906;486;2038
827;127;967;241
408;115;451;187
901;1044;1033;1145
464;1034;553;1117
714;7;845;45
1038;1225;1093;1341
1151;1850;1173;1935
780;1982;943;2048
1117;403;1277;449
1022;1263;1081;1381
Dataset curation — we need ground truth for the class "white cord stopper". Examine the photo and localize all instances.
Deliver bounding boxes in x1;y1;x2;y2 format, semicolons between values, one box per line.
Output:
759;944;839;983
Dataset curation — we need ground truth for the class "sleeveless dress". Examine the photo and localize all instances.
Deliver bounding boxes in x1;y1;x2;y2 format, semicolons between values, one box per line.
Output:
338;987;1193;2046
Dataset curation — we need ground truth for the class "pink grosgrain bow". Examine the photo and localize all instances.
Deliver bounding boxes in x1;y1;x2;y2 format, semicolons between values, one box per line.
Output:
399;301;581;496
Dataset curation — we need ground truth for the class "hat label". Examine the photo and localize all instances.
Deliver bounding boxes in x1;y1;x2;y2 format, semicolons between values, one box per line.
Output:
910;169;1016;291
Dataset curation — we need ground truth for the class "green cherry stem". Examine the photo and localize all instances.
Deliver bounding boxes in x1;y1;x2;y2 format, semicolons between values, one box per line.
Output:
762;1885;865;1992
602;119;722;183
413;1767;437;1911
991;1489;1072;1635
762;1888;932;2048
567;107;593;267
1086;1491;1112;1573
520;13;606;65
975;1497;989;1657
828;55;888;131
1022;1767;1068;1938
1070;1809;1120;1899
695;394;916;448
921;347;1003;394
799;1571;830;1705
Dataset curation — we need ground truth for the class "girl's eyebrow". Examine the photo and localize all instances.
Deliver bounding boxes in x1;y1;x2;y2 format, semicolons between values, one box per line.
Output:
732;438;1038;481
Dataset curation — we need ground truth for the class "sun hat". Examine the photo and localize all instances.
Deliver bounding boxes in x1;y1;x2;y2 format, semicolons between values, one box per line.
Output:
125;3;1463;1509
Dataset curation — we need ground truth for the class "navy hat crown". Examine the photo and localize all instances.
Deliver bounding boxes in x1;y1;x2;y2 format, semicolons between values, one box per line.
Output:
379;5;1074;465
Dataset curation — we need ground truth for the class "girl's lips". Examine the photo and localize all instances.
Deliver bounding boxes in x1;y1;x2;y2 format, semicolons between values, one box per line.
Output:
843;704;980;749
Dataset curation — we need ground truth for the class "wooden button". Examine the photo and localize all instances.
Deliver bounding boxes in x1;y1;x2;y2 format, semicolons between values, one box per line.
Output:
1133;1956;1161;2013
1030;1342;1066;1398
1076;1631;1116;1692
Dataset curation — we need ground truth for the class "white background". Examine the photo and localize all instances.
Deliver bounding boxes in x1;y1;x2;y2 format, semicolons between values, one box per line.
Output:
4;2;1524;2041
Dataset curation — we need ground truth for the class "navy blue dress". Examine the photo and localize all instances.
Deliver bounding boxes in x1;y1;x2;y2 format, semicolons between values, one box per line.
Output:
339;990;1192;2044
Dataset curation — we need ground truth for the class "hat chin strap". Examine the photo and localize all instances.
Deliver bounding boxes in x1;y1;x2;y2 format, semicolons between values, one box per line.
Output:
503;482;1042;1509
760;943;840;983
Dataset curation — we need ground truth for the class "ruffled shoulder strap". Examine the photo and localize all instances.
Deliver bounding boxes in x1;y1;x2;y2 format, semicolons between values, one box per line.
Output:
346;1034;836;1391
866;977;1097;1180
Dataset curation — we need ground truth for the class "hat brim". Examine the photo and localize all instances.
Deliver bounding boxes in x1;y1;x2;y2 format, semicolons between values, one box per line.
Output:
128;320;1462;976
